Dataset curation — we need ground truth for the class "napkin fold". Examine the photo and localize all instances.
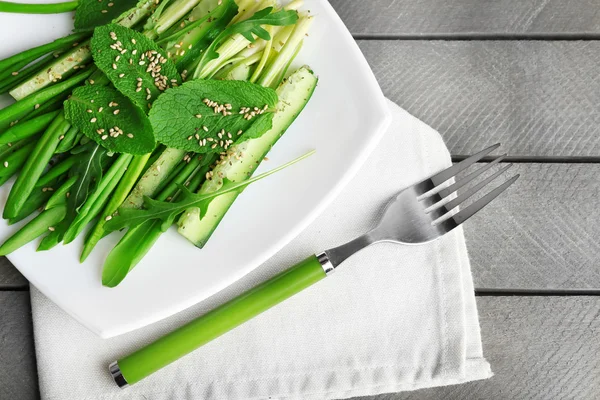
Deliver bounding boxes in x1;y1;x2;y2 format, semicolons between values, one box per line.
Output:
31;99;492;400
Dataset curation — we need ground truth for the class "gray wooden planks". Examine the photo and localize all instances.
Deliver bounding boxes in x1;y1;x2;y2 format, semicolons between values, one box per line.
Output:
463;163;600;290
3;295;599;400
0;292;39;400
330;0;600;36
358;40;600;157
356;296;600;400
0;257;26;288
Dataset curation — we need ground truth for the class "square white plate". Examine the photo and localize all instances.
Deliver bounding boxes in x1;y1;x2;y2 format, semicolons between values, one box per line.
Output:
0;0;391;338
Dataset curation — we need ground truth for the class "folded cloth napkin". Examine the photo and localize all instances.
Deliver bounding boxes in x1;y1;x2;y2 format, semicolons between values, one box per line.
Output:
31;99;492;400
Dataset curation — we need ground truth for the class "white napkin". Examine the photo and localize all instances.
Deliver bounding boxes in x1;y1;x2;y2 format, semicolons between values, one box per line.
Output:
31;99;492;400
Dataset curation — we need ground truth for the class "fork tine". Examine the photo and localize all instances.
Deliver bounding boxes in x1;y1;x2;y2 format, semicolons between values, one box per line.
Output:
448;174;520;226
429;143;500;186
434;163;513;212
437;155;506;199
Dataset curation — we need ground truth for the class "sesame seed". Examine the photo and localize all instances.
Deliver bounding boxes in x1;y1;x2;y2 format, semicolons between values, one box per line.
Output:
131;39;136;44
115;55;120;62
87;109;93;113
89;79;95;84
156;165;161;172
48;227;55;232
227;132;232;138
119;73;125;78
187;136;193;140
112;63;117;70
129;59;133;64
34;104;40;109
195;114;202;118
108;2;113;6
136;87;142;92
90;118;97;123
211;143;217;149
59;135;65;140
207;137;213;142
120;49;127;54
146;94;151;100
127;133;134;138
3;162;7;168
11;71;18;76
105;215;112;221
101;135;108;140
203;126;208;132
238;130;243;135
113;109;120;115
195;133;200;140
98;107;103;112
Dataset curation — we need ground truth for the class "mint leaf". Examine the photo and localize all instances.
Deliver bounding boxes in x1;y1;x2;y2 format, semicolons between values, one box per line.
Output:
105;150;315;232
64;85;155;155
74;0;139;31
91;24;182;111
195;7;298;77
149;79;277;153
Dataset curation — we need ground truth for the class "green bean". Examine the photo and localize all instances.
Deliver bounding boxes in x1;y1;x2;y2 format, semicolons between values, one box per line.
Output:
23;92;69;121
0;69;91;132
35;154;80;188
4;112;70;219
45;175;78;210
8;185;56;225
63;154;134;244
0;204;67;256
0;111;59;145
0;53;55;94
154;159;186;194
0;136;38;160
101;157;211;285
156;157;202;201
0;32;87;72
81;153;151;262
0;141;36;186
37;219;68;251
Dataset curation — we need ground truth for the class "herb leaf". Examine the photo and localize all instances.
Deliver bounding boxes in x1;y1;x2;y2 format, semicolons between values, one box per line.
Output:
69;144;109;214
149;79;277;153
195;7;298;77
74;0;139;32
105;150;314;232
64;85;155;155
91;24;182;110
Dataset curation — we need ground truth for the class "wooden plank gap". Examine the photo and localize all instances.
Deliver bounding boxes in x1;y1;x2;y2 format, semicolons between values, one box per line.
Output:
451;156;600;163
353;33;600;40
476;288;600;296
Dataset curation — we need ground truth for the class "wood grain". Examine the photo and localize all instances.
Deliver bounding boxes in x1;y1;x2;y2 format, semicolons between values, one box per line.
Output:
330;0;600;37
463;163;600;290
0;292;39;400
354;296;600;399
359;40;600;157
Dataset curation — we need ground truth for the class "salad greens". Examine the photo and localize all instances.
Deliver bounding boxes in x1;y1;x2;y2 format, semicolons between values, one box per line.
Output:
0;0;317;287
64;85;155;154
149;79;277;152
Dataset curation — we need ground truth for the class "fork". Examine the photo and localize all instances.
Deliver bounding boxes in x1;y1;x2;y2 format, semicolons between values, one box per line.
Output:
109;143;519;388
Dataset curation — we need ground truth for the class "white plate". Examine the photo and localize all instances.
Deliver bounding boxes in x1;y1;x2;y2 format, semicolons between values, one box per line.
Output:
0;0;391;338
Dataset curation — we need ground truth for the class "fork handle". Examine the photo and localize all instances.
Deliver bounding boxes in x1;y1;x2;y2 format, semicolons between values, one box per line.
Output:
110;254;329;387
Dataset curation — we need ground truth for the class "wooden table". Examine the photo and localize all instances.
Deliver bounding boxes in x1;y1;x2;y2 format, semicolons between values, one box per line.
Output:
3;1;600;398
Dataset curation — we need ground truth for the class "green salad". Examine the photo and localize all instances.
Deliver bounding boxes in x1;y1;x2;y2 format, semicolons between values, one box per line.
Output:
0;0;317;287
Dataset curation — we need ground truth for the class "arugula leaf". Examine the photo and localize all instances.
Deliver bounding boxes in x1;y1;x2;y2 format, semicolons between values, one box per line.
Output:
195;7;298;77
64;85;155;155
149;79;277;153
74;0;139;32
91;24;182;110
69;144;110;214
105;150;314;232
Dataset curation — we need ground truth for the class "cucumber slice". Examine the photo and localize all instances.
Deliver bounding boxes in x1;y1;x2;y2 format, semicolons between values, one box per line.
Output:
177;66;317;247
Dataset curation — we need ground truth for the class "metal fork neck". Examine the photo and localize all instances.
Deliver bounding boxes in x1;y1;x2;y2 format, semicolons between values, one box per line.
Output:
321;232;378;272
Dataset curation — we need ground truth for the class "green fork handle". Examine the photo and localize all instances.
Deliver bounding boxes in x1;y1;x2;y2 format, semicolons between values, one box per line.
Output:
111;254;328;387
